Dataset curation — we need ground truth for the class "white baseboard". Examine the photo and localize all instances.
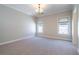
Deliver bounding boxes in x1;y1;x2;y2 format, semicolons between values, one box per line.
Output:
37;34;71;41
0;36;34;46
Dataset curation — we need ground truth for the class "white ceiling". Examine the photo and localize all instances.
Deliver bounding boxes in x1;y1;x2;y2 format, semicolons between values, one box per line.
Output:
4;4;73;17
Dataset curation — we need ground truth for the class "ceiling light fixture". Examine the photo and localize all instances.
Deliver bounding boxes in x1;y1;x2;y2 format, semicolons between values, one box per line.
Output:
32;4;46;15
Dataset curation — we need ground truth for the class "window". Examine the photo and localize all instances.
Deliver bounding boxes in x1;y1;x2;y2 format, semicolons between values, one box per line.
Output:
57;16;71;35
37;21;43;33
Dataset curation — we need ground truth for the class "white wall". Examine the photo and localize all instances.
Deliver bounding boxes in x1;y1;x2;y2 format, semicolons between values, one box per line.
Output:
37;11;72;41
72;5;79;54
0;5;35;43
77;5;79;52
72;5;78;47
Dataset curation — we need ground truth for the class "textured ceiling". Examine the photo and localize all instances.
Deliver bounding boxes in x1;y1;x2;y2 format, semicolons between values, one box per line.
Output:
4;4;73;17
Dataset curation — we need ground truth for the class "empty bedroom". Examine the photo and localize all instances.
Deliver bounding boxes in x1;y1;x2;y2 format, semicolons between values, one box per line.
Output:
0;4;79;55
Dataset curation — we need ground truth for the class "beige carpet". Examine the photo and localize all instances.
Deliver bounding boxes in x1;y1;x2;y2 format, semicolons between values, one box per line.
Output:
0;37;78;55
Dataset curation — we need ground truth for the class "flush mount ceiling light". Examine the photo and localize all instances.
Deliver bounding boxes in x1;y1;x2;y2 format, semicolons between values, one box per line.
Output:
32;4;46;15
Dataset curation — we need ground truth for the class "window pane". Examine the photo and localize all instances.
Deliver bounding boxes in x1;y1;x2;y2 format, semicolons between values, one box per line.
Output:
58;25;68;34
58;17;70;35
38;24;43;33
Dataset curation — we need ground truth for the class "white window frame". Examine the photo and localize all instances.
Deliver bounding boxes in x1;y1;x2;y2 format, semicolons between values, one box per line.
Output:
57;16;71;35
